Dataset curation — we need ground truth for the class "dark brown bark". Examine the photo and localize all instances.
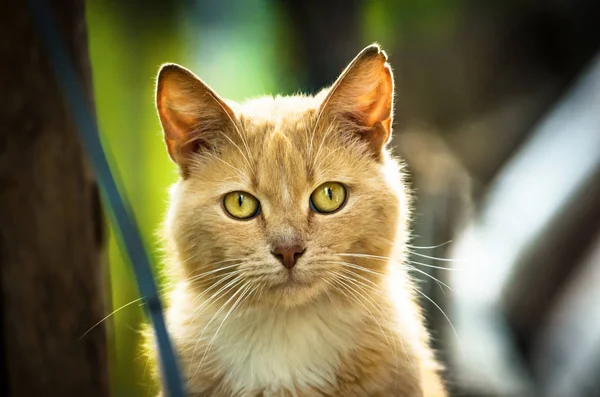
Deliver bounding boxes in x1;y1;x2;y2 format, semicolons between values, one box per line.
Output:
0;0;109;396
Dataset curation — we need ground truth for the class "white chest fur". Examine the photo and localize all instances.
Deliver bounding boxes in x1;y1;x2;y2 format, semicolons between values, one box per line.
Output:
185;303;364;395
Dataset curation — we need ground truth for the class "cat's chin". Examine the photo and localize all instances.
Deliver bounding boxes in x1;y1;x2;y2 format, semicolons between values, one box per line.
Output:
263;274;327;309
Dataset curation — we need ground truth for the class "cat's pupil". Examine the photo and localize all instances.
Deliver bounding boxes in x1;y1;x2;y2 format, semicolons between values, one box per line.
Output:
238;194;243;207
326;187;332;200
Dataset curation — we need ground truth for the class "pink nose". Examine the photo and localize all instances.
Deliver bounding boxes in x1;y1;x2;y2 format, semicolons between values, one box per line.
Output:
271;245;305;269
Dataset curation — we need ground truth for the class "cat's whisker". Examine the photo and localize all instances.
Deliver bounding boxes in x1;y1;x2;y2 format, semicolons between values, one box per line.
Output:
188;275;245;326
195;283;254;377
211;258;249;265
334;253;455;290
191;274;243;308
335;271;411;373
371;236;453;252
178;249;243;270
413;287;461;353
187;270;246;290
307;106;326;168
312;146;343;171
328;273;402;367
406;240;453;250
408;251;462;263
328;273;384;321
323;260;386;277
79;297;144;339
202;152;246;178
311;123;338;171
196;258;251;270
407;260;459;271
341;275;407;366
206;90;256;173
405;265;452;291
330;264;438;368
191;281;250;378
187;264;245;283
216;131;255;174
335;269;384;297
338;252;458;270
178;251;204;267
245;283;263;308
320;280;335;304
338;252;392;261
330;273;385;297
337;267;380;291
187;277;246;378
81;275;182;339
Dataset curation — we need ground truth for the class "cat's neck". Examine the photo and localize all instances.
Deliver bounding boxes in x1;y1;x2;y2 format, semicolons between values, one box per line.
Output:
186;293;378;392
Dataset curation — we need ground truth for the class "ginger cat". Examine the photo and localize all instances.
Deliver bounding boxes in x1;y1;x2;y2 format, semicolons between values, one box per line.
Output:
147;44;447;397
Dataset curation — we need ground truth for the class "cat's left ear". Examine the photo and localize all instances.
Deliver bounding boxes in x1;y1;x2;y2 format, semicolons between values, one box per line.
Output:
319;44;394;158
155;63;237;172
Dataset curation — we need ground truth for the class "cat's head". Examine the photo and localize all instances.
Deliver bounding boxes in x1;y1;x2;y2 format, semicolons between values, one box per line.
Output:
157;44;410;309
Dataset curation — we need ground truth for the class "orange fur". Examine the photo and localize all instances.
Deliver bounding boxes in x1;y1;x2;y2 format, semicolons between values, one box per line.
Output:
146;44;447;397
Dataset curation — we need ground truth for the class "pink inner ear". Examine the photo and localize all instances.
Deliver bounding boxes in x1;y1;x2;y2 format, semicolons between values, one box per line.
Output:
163;101;198;141
361;66;393;128
156;64;238;169
321;52;394;135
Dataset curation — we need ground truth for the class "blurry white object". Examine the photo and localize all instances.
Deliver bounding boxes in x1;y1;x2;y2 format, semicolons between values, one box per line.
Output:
448;53;600;396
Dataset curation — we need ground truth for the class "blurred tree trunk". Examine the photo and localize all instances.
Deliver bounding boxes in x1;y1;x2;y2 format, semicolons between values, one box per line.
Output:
0;1;109;396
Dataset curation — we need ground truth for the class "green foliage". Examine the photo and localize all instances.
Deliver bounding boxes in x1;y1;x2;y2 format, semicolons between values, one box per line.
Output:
363;0;463;47
86;1;184;395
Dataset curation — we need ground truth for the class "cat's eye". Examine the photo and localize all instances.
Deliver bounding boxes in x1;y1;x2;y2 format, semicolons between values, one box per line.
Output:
310;182;347;214
223;191;260;220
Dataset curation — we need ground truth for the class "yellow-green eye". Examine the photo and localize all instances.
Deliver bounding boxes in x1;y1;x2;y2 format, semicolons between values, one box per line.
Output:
223;191;260;219
310;182;347;214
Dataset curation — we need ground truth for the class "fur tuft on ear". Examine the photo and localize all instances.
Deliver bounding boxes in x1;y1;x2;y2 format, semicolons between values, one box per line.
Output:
156;64;236;171
319;44;394;157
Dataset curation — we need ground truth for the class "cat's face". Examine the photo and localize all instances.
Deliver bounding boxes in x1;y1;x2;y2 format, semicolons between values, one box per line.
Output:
158;45;409;309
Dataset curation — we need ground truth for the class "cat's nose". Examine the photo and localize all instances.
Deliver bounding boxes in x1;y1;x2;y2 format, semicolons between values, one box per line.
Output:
271;245;305;269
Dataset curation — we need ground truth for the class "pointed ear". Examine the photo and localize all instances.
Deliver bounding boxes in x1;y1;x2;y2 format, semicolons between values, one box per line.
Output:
319;44;394;157
156;63;236;170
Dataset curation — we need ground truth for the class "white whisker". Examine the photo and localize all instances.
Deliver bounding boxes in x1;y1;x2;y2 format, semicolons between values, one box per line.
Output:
187;277;245;378
217;131;254;174
187;264;244;283
409;251;462;263
407;240;453;250
337;267;380;290
338;252;391;261
195;283;254;376
202;152;245;177
206;90;255;173
328;273;404;368
413;287;461;354
191;281;250;378
323;260;386;277
79;297;144;339
406;265;452;291
407;260;459;271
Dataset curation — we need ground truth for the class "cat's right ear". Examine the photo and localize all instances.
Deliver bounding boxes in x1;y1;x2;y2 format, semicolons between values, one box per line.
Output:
156;64;236;170
317;44;394;159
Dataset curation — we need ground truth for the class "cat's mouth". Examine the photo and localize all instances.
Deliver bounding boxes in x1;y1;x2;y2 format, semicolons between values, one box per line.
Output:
270;269;315;291
285;272;311;287
249;265;330;308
